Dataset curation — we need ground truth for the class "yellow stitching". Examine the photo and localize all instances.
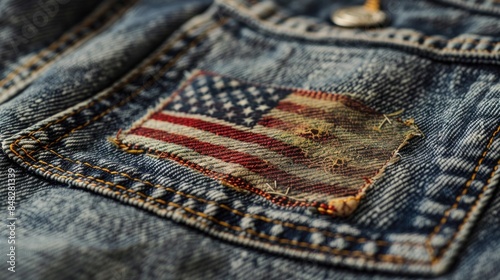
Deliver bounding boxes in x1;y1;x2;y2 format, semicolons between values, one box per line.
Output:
426;124;500;260
10;144;426;265
431;159;500;264
226;0;500;53
17;135;500;266
0;0;137;89
38;145;424;247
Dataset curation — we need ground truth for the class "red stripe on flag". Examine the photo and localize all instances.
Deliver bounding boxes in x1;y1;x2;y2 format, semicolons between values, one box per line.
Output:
129;127;352;195
273;100;378;134
274;101;337;120
258;115;334;143
257;115;382;179
257;116;295;130
291;92;378;114
151;112;307;161
275;101;307;113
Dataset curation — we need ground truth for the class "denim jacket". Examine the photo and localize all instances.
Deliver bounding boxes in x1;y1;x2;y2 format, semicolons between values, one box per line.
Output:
1;0;499;279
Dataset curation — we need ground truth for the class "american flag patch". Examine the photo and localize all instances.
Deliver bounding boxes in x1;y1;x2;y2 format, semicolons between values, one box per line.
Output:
115;70;422;216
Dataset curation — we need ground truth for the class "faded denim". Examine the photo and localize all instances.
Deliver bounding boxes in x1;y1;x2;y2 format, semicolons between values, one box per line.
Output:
0;0;499;279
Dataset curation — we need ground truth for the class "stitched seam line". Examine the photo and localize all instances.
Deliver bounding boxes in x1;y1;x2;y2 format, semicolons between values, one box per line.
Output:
14;19;224;156
221;0;500;55
250;0;500;48
425;124;500;261
36;140;425;247
433;158;500;261
8;142;425;265
0;0;137;92
11;134;500;266
24;181;382;264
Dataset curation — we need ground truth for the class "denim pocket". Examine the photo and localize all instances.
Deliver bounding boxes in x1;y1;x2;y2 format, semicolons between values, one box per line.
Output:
3;0;500;276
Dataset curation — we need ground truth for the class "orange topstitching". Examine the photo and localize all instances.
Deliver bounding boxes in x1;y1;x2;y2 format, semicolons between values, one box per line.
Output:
9;140;427;266
426;124;500;262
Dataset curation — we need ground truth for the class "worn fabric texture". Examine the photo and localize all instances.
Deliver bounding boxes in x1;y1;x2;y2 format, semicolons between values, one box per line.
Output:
116;70;422;216
0;0;499;279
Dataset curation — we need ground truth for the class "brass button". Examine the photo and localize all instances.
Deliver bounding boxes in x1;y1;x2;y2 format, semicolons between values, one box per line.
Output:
332;1;388;28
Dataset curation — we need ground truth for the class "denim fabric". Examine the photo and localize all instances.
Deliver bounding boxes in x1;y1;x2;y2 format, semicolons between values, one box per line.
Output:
1;0;499;279
0;0;136;104
0;0;103;77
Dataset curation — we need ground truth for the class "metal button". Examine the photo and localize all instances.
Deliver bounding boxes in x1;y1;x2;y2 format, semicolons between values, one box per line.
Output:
331;5;388;28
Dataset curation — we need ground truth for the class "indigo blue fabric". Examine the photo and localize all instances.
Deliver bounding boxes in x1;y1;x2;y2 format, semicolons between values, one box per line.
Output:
1;0;499;279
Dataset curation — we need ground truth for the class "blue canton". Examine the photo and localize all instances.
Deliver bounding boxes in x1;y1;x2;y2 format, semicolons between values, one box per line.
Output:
165;73;291;127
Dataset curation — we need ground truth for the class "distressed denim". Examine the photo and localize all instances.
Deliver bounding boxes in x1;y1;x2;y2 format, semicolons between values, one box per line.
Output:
1;0;500;279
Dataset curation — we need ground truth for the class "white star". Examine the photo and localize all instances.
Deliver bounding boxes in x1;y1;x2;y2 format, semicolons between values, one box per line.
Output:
232;89;244;97
173;103;183;110
229;80;240;87
256;104;269;111
237;99;249;106
207;108;216;115
266;88;275;94
173;95;182;101
197;78;207;86
243;107;253;116
189;106;198;112
199;86;209;93
270;95;280;102
201;94;212;100
184;89;195;97
243;117;254;125
223;102;233;110
255;96;264;104
188;97;197;105
248;87;260;96
205;100;215;107
226;111;236;119
214;81;225;89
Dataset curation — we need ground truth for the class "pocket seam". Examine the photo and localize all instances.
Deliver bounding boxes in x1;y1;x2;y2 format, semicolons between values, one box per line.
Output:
217;0;500;64
425;125;500;263
0;0;137;101
9;140;426;266
8;128;499;267
13;17;225;158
